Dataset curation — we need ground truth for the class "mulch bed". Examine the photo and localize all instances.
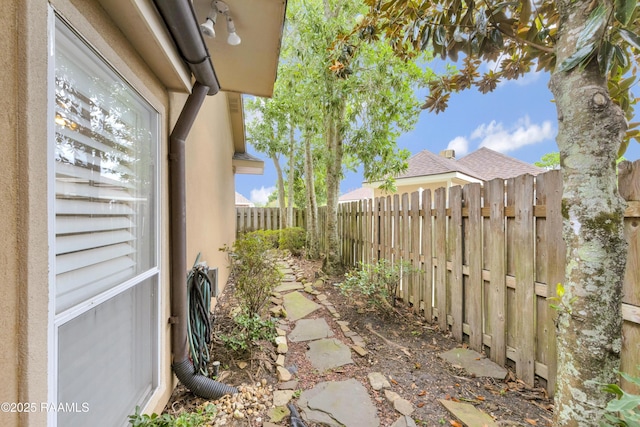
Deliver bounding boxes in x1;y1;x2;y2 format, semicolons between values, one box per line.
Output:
164;255;554;426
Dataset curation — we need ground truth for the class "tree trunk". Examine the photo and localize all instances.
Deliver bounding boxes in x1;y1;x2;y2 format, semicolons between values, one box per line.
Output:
549;2;628;424
287;119;295;228
323;88;345;275
304;132;319;259
271;153;287;229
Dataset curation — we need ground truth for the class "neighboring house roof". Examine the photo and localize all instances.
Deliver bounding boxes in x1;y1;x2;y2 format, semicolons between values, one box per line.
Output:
458;147;544;181
235;192;254;207
395;149;484;181
339;187;374;202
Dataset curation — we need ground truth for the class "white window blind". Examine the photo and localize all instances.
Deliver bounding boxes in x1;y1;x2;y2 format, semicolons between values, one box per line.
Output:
54;22;157;314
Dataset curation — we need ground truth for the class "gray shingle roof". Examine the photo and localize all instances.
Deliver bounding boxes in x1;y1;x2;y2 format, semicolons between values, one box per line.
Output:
339;187;374;202
395;150;484;180
458;147;544;181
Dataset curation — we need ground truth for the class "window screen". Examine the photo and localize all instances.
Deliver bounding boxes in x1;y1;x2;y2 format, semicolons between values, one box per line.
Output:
53;17;159;427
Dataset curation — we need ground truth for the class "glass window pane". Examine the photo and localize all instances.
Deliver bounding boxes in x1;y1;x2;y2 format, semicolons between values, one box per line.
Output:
54;20;158;313
57;276;157;427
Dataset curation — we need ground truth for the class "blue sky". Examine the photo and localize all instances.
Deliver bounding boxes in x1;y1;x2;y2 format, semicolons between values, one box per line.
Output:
235;70;640;204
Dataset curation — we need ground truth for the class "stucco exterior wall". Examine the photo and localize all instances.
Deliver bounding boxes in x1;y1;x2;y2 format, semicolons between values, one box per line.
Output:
0;2;26;426
0;0;187;425
184;92;236;296
0;1;51;426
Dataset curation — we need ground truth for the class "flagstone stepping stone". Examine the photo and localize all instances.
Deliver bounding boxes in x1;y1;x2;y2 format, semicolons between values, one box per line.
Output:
289;318;334;342
274;282;305;293
394;398;415;416
298;379;380;427
368;372;391;390
439;348;508;380
391;415;418;427
439;399;498;427
282;291;321;321
282;274;297;282
273;390;294;406
306;338;353;371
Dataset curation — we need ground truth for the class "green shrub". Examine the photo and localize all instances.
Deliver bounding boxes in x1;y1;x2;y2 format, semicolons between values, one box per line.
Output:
279;227;306;256
129;403;217;427
250;229;280;249
339;259;415;314
219;311;277;352
221;231;282;317
601;369;640;426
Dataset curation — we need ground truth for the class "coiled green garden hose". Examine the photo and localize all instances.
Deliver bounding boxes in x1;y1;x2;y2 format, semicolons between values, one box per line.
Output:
187;254;213;376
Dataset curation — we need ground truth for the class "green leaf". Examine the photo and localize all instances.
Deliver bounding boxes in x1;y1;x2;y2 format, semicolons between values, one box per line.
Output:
606;392;640;412
618;28;640;51
602;383;625;397
615;0;637;25
614;44;629;68
577;4;608;51
557;43;596;72
434;25;446;46
620;370;640;387
598;40;615;76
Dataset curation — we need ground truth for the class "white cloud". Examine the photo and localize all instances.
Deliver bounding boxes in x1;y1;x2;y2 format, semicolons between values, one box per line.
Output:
446;136;470;156
472;116;555;153
250;186;275;205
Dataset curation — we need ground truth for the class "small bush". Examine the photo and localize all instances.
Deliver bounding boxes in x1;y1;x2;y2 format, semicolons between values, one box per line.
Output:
129;403;217;427
250;229;280;249
279;227;306;256
339;259;415;314
219;311;277;352
221;231;283;317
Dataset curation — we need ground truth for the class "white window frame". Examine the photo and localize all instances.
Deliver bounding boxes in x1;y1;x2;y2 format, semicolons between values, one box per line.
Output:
47;8;162;426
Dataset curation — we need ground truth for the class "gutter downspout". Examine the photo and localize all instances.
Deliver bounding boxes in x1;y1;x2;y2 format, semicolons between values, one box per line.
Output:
153;0;236;398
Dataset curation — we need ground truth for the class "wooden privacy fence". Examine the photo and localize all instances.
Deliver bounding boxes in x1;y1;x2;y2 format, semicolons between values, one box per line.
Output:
321;167;640;396
236;207;305;236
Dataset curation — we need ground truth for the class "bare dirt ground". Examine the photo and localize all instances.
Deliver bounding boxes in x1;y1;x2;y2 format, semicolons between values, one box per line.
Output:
165;255;554;426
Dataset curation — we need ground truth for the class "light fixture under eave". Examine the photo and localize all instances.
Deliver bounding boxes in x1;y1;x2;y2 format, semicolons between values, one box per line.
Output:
199;0;241;46
226;16;241;46
200;2;218;38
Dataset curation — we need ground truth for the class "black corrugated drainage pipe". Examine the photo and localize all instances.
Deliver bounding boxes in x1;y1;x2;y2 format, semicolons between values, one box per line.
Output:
152;0;236;399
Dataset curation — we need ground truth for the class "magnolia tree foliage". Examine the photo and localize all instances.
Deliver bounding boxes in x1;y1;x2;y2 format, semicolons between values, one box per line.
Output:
336;0;639;152
333;0;640;425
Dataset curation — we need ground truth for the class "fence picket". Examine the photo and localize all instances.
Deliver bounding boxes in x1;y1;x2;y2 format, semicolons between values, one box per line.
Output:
515;174;536;386
411;191;421;311
464;183;483;351
435;188;448;332
488;178;507;366
450;185;463;341
422;189;433;321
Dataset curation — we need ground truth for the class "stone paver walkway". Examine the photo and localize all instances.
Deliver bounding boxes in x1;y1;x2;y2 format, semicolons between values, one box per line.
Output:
266;258;504;427
265;259;407;427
